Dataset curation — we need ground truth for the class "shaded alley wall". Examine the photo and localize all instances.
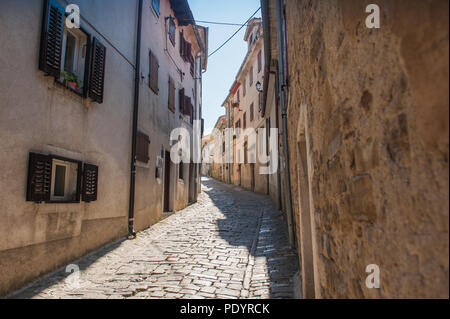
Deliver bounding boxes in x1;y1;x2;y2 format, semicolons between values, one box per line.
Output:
284;0;449;298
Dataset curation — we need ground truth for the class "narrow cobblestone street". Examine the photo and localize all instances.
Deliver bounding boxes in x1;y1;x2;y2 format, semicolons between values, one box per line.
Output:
9;178;299;299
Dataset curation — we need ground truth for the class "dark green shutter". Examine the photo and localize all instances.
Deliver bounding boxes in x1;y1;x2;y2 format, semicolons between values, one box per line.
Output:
39;0;65;78
26;152;52;203
82;164;98;202
88;38;106;103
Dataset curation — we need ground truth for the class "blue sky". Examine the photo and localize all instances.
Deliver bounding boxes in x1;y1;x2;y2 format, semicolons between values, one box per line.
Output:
189;0;261;135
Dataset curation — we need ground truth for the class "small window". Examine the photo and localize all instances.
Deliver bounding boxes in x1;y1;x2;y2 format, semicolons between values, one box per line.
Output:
179;161;184;180
236;89;240;103
60;26;88;95
249;66;254;86
152;0;160;17
168;76;175;112
250;103;254;122
243;79;247;97
50;158;80;203
168;18;176;46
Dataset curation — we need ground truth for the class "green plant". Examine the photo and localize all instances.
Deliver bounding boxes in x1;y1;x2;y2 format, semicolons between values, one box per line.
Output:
61;70;82;87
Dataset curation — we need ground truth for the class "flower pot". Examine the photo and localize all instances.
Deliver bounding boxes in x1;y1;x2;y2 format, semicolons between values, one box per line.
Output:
67;81;77;91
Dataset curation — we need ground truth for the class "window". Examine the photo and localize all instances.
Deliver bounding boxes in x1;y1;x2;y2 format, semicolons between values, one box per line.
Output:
258;50;262;73
236;89;240;103
249;66;254;86
149;50;159;94
152;0;160;17
39;0;106;103
168;18;176;46
250;103;254;122
168;76;175;112
243;79;246;97
243;112;247;129
136;131;150;163
179;161;184;180
26;152;100;204
60;27;88;95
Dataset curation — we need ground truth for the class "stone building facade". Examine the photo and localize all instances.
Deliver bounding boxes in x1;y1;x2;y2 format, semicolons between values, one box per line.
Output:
262;0;449;298
221;19;279;196
0;0;207;296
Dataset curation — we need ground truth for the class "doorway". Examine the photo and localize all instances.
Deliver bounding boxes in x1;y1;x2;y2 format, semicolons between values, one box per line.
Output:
164;151;171;212
188;163;195;203
296;105;318;299
250;163;255;192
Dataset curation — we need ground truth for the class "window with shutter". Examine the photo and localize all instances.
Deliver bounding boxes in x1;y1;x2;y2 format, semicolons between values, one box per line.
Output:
243;79;246;97
258;50;262;73
39;0;65;78
149;50;159;94
243;112;247;129
27;153;52;203
250;103;254;122
136;131;150;163
168;76;175;112
169;18;176;46
179;88;185;113
249;66;254;86
82;163;98;202
88;37;107;103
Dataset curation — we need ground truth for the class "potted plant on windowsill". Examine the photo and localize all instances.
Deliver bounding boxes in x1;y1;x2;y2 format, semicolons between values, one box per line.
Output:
232;102;240;108
61;71;81;92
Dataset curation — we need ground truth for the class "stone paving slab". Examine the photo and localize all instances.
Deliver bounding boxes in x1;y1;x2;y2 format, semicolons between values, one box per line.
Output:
8;177;300;299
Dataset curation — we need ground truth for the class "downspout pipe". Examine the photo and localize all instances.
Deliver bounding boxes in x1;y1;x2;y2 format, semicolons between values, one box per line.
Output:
275;0;295;247
128;0;144;239
193;53;202;201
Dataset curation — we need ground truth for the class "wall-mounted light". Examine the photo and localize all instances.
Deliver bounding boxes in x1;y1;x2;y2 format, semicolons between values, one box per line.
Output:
256;81;263;93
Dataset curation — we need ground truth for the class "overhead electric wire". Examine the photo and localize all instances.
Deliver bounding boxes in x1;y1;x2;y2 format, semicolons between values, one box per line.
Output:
184;19;249;26
207;7;261;58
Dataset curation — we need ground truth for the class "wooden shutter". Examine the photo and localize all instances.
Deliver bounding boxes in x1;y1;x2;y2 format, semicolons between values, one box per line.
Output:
39;0;65;78
149;51;159;94
258;50;262;73
82;163;98;202
250;66;254;86
168;76;175;112
179;88;185;113
136;131;150;163
250;103;254;121
183;96;191;116
26;152;52;202
89;37;107;103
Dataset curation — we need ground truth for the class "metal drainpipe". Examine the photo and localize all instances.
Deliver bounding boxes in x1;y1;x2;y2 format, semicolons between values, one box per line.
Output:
275;0;295;247
128;0;143;239
193;53;201;201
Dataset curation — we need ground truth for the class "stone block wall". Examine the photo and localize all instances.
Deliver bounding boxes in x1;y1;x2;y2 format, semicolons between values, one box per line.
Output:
284;0;448;298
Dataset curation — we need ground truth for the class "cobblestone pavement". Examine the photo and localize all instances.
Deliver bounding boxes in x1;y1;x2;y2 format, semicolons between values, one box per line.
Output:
9;177;300;299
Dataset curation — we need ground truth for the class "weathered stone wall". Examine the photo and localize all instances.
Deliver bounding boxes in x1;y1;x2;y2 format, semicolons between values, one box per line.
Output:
284;0;448;298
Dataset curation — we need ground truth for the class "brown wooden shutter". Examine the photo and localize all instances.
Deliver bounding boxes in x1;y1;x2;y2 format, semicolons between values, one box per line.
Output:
179;88;185;113
136;131;150;163
258;50;262;73
88;37;107;103
250;103;254;121
168;76;175;112
82;163;98;202
39;0;65;78
26;152;52;202
183;96;191;116
149;51;159;94
249;66;254;86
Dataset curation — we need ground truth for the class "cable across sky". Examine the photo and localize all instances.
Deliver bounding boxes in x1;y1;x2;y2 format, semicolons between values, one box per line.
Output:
207;7;261;58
